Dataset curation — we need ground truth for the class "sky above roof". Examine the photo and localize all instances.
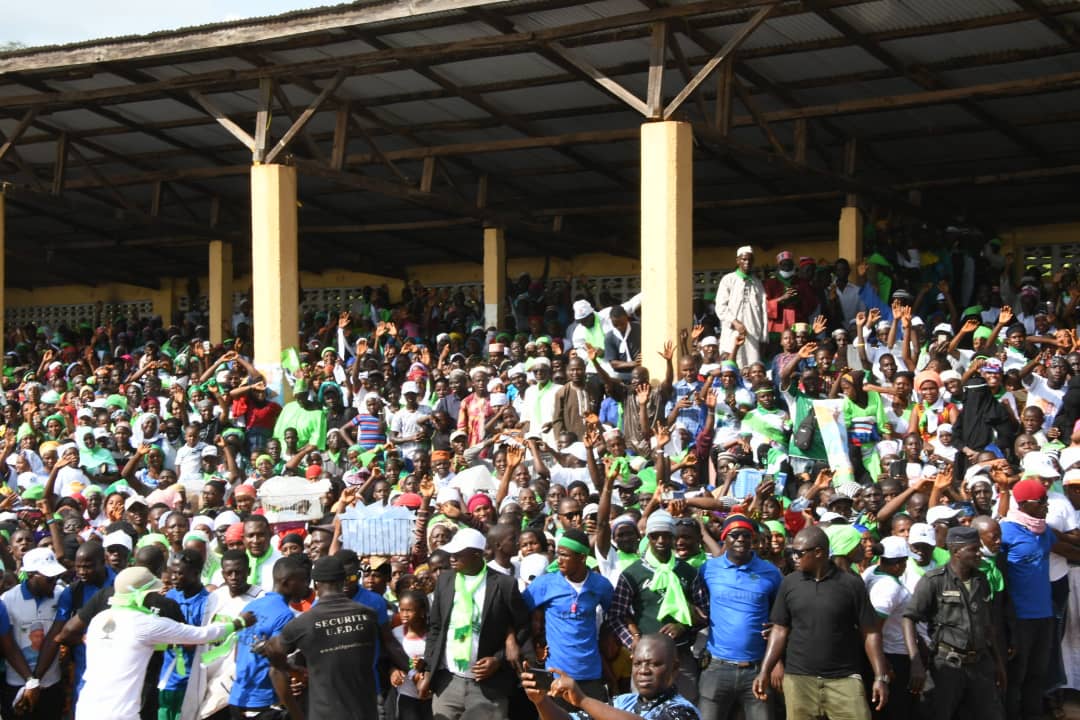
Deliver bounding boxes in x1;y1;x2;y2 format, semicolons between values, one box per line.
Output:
8;1;331;47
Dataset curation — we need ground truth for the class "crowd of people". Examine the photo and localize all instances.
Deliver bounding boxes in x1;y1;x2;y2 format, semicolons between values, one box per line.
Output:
0;234;1078;720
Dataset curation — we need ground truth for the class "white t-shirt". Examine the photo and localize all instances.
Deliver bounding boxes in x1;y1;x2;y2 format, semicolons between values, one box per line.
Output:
1047;491;1079;582
1025;375;1065;432
864;567;911;655
200;585;265;718
77;609;229;720
2;583;63;687
390;405;432;460
392;625;428;699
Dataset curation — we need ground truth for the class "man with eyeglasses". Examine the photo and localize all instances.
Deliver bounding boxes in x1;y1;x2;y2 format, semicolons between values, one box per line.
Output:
693;514;781;720
608;510;699;703
753;526;889;720
555;497;584;534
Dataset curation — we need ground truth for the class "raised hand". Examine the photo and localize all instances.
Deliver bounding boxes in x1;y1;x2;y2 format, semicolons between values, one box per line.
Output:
855;311;867;328
505;444;526;467
867;307;881;326
338;311;351;329
812;316;827;335
691;325;705;341
998;305;1014;326
798;341;818;359
635;383;651;405
659;341;675;361
355;338;369;356
652;421;671;448
962;317;980;334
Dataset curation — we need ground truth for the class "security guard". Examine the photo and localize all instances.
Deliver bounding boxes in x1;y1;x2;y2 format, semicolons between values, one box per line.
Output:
902;526;1006;720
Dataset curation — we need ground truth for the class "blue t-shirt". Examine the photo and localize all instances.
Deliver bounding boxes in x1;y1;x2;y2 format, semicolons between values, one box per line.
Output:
524;570;613;681
160;587;209;691
700;553;782;662
56;568;116;692
1000;521;1054;620
352;587;390;626
230;592;296;709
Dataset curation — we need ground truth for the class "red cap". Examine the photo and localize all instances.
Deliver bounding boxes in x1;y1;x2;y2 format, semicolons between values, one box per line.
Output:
305;464;323;480
1013;478;1047;504
224;523;244;544
393;492;423;509
467;493;494;513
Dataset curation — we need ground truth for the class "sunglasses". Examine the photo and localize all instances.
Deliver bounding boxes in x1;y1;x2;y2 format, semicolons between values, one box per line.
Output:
791;547;820;558
560;511;582;519
725;530;752;540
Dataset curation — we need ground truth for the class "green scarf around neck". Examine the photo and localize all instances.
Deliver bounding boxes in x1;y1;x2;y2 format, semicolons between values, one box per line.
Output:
643;549;692;625
449;569;487;672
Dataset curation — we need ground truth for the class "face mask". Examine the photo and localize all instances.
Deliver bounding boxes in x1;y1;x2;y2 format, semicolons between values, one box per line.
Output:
778;269;795;280
980;544;995;558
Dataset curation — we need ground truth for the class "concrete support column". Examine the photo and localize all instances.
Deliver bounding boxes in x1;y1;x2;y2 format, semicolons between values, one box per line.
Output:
208;240;234;345
839;205;863;264
0;191;4;358
640;121;693;382
251;164;299;399
483;226;506;329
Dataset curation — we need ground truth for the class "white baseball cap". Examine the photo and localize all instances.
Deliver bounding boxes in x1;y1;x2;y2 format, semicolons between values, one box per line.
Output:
22;548;66;578
401;381;419;396
103;530;133;552
442;527;487;555
926;505;961;526
573;300;594;321
880;536;909;560
124;495;148;511
908;522;936;548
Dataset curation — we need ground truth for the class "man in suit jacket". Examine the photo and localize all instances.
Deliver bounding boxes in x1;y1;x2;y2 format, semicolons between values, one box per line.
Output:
418;527;531;720
552;357;603;442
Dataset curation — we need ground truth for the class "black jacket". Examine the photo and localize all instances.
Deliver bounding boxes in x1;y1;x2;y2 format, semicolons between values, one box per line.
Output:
424;567;531;697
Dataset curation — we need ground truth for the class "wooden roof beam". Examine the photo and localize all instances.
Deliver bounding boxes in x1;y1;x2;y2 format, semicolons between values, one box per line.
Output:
662;4;775;120
188;90;256;152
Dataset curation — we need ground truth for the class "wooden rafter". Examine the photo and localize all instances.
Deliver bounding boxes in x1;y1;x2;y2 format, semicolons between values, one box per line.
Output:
264;70;346;163
662;4;775;119
188;90;257;152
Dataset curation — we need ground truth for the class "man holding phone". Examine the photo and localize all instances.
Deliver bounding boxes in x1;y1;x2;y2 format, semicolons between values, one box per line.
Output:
521;633;699;720
524;529;614;704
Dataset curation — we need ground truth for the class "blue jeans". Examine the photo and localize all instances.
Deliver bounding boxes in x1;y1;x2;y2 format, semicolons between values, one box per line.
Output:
698;658;772;720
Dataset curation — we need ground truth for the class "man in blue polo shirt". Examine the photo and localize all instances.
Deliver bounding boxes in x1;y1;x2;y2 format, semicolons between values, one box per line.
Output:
692;514;782;720
524;528;614;703
999;478;1080;720
229;556;309;717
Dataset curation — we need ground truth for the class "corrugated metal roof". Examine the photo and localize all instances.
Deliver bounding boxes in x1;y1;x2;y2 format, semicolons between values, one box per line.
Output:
883;21;1063;64
832;0;1025;34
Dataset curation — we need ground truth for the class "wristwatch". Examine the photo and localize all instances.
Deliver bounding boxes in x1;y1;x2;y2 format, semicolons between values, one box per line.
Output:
875;675;890;684
24;678;40;690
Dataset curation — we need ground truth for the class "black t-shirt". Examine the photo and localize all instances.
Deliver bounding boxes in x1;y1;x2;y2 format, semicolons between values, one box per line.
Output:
278;593;380;719
77;585;184;624
769;563;878;678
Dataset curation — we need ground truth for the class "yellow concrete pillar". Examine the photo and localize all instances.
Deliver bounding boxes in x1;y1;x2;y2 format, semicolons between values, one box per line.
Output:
208;240;234;345
251;164;299;399
0;191;4;360
151;279;175;325
640;121;693;382
483;226;506;329
839;205;863;264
